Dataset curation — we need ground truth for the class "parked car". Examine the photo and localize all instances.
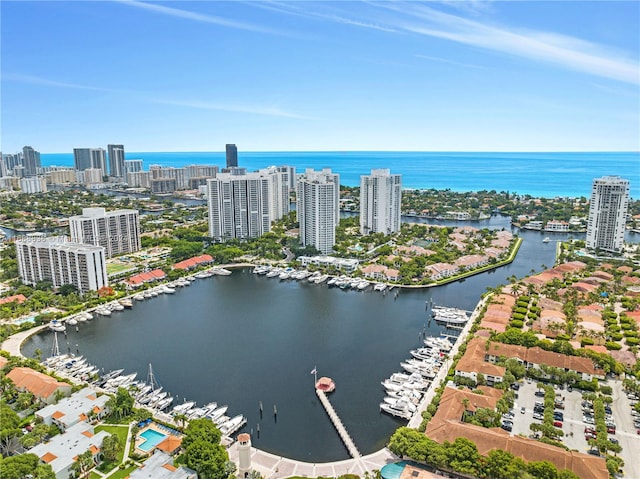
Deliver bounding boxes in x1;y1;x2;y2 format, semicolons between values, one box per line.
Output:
585;433;597;440
521;406;526;414
609;438;619;444
535;391;545;397
533;412;544;420
510;383;520;391
584;427;596;434
553;421;563;427
584;417;595;425
554;412;564;421
607;427;616;434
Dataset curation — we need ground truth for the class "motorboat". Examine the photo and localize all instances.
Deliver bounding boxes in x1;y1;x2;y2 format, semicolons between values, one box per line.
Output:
374;282;387;291
383;396;418;412
119;298;133;308
212;267;231;275
171;401;196;415
49;320;66;332
162;285;176;294
133;294;145;301
380;400;413;420
156;396;174;411
220;415;246;435
208;405;228;422
66;317;78;326
357;280;369;290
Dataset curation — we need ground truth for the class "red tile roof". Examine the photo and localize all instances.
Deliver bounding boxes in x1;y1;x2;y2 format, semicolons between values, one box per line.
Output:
173;254;214;270
7;367;71;401
0;294;27;305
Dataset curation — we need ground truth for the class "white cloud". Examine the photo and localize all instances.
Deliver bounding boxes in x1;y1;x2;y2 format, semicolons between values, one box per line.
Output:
1;73;116;91
148;97;314;120
116;0;290;36
376;2;640;85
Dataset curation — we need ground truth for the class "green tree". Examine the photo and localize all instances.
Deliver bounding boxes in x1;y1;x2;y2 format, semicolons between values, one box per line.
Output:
527;460;560;479
101;433;121;462
71;449;95;478
0;405;22;455
482;449;524;479
182;418;228;479
0;453;55;479
445;437;480;475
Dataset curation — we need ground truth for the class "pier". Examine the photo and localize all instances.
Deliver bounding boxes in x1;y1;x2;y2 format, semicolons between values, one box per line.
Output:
315;386;361;459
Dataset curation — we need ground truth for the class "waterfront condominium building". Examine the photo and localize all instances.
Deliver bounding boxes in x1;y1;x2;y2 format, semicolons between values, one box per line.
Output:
22;146;41;177
296;168;340;255
207;167;289;241
226;144;238;168
124;159;143;174
69;207;141;258
73;148;107;176
107;144;125;178
586;176;630;254
15;236;108;294
360;169;402;236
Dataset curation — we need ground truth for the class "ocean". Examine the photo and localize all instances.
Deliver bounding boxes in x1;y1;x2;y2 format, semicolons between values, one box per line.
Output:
41;151;640;199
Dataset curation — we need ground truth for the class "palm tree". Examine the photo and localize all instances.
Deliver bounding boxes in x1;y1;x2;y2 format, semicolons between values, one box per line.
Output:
71;450;95;478
174;413;188;430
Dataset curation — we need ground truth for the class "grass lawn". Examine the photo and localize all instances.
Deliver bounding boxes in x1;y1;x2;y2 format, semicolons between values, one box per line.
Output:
106;263;135;275
89;473;102;479
105;465;138;479
95;424;129;470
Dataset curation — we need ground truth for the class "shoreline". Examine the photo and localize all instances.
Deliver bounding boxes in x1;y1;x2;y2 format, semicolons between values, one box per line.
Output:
2;275;486;471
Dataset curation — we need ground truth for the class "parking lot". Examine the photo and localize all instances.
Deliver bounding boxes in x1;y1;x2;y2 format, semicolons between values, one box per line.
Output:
504;378;640;478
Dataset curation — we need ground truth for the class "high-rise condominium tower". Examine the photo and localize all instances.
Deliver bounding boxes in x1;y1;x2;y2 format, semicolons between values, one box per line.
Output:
296;168;340;255
107;144;125;178
586;176;629;254
360;169;402;236
226;144;238;168
15;236;108;294
22;146;41;177
69;207;141;258
207;167;289;241
73;148;107;176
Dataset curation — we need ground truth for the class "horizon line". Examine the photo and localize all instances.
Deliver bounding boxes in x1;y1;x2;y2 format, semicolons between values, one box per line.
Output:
37;149;640;155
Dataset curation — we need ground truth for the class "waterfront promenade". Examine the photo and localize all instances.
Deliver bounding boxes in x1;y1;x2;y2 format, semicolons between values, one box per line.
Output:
227;442;397;479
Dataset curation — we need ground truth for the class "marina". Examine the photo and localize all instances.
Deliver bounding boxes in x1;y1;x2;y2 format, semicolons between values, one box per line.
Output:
20;223;574;461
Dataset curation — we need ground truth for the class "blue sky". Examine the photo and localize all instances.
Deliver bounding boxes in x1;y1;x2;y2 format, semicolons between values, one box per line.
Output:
2;1;639;153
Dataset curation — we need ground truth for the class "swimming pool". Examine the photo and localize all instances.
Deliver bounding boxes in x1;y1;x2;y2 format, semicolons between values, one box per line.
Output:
138;428;167;451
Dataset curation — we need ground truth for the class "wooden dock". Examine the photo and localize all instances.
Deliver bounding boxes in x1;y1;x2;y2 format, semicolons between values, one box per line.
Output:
316;389;361;459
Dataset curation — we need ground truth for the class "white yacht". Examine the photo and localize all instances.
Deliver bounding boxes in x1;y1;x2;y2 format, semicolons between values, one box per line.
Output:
220;415;246;435
374;282;387;291
380;400;413;420
208;405;228;422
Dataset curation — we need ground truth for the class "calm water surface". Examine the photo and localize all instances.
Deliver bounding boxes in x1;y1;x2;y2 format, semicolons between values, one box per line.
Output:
20;223;639;461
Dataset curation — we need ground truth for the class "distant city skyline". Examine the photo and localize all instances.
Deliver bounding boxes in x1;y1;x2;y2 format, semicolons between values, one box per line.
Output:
2;1;639;153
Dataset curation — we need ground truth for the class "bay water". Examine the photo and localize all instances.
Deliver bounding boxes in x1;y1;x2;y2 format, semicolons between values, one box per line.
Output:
21;222;601;462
